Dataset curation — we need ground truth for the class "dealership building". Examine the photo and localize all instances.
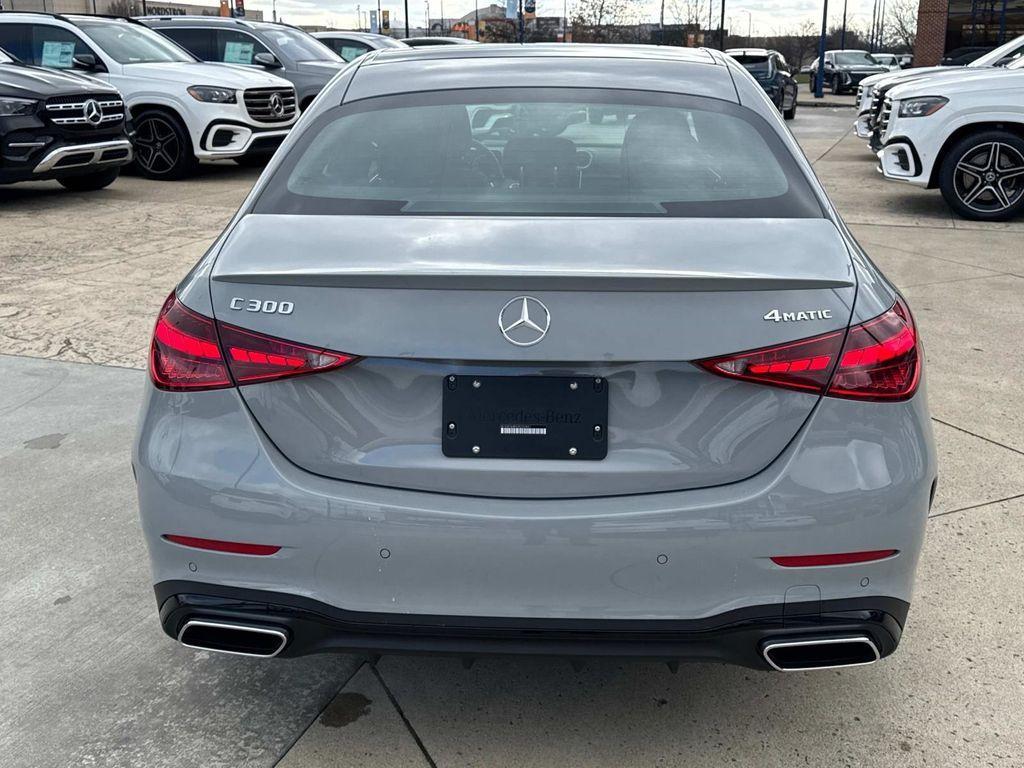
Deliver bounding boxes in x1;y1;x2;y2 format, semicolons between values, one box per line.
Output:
916;0;1024;65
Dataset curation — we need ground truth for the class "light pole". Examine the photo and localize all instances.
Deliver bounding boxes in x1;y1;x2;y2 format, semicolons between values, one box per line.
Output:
878;0;887;49
405;0;409;37
814;0;829;98
719;0;726;49
840;0;848;49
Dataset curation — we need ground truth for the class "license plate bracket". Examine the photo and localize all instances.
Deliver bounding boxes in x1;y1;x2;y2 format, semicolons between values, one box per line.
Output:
442;375;608;460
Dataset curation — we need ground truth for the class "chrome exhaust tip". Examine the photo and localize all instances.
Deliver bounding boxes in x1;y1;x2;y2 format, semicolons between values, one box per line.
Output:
762;636;880;672
177;620;288;658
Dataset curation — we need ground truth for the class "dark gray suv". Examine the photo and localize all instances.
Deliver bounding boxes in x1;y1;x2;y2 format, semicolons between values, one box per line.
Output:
140;16;344;112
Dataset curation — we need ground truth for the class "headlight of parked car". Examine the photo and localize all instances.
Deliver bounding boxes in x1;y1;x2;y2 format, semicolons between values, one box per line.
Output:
0;97;38;116
187;86;237;104
898;96;948;118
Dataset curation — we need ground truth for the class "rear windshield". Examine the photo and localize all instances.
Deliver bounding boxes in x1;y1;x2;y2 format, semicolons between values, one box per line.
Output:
254;88;822;218
733;55;771;72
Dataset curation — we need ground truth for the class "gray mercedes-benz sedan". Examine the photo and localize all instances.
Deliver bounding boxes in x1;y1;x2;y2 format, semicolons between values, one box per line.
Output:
134;44;936;672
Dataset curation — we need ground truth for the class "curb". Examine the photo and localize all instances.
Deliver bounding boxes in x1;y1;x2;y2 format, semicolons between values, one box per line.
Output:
796;98;857;109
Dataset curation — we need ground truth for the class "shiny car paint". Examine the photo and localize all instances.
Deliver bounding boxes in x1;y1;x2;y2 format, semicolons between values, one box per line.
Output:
135;44;936;666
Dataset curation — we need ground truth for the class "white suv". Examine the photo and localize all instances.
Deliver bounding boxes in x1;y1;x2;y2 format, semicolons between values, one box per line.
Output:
876;61;1024;220
0;14;298;179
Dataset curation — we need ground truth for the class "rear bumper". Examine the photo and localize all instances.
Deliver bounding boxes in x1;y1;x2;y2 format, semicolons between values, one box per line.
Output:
135;377;936;625
156;581;908;668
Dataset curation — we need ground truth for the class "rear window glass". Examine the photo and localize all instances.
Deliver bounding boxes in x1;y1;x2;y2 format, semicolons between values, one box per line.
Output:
732;55;771;71
254;88;822;218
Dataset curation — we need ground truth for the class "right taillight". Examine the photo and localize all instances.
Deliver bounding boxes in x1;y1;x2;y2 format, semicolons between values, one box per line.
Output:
826;298;920;401
149;291;355;391
697;298;920;402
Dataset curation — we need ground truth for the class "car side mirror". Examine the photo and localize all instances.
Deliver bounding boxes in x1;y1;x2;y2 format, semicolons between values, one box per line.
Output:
254;52;282;69
73;53;101;71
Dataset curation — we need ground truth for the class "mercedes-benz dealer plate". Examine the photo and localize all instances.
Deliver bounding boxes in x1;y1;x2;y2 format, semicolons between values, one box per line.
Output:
442;375;608;460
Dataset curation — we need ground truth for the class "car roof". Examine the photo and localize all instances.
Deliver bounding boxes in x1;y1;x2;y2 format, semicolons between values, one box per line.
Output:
401;36;479;43
725;48;771;57
335;44;746;105
314;31;396;42
138;15;304;32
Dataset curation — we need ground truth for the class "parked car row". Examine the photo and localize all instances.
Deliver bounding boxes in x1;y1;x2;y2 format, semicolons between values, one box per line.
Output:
854;34;1024;220
1;13;418;189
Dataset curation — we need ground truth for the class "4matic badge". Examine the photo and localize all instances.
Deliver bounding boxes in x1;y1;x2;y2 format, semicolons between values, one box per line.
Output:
763;308;833;322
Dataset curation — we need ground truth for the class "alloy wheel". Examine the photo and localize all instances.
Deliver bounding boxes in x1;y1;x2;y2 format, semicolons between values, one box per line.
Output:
953;141;1024;214
134;116;182;176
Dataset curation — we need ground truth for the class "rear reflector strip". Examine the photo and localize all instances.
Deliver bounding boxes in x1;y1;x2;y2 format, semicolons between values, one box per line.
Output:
163;534;281;556
771;550;898;567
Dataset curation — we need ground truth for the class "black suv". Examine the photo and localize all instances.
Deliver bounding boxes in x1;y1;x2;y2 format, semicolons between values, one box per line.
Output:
0;46;132;190
808;50;888;94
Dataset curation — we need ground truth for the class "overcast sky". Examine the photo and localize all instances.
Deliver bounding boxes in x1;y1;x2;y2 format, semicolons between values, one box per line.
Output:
247;0;881;37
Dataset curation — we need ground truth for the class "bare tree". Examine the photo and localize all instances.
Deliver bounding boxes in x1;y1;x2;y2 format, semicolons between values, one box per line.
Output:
572;0;643;28
885;0;917;52
765;19;817;70
667;0;704;26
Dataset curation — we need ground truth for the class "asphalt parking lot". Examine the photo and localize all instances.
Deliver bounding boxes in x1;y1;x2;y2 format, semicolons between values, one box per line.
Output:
2;108;1023;767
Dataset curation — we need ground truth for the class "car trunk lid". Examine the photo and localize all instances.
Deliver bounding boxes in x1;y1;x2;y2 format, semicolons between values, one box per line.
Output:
209;214;855;498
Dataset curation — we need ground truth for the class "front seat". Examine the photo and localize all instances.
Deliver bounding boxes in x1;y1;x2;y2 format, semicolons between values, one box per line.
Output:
621;109;702;190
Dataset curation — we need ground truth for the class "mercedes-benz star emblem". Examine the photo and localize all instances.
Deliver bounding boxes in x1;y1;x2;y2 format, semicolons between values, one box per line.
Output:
268;92;285;118
83;99;103;126
499;296;551;347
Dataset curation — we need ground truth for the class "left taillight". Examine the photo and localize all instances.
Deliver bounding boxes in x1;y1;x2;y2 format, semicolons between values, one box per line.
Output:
697;298;921;402
150;292;232;391
149;292;355;391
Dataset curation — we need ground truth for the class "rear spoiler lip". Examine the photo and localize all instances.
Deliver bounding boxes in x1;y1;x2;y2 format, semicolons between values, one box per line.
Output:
211;271;854;292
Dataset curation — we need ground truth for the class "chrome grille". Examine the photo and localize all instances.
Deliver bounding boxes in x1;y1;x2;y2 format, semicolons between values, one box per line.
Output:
869;90;886;128
879;96;893;136
44;95;125;129
243;88;297;123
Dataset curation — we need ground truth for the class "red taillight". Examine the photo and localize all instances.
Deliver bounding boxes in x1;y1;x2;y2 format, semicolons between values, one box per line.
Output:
149;292;355;390
771;549;898;567
150;292;232;391
697;331;844;394
163;534;280;556
218;321;355;385
827;299;920;401
697;299;920;402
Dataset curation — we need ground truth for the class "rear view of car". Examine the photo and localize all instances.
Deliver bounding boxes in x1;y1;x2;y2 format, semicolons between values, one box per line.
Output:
135;45;935;672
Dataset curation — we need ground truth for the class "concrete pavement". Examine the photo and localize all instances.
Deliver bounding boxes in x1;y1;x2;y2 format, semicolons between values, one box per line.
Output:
1;111;1023;767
